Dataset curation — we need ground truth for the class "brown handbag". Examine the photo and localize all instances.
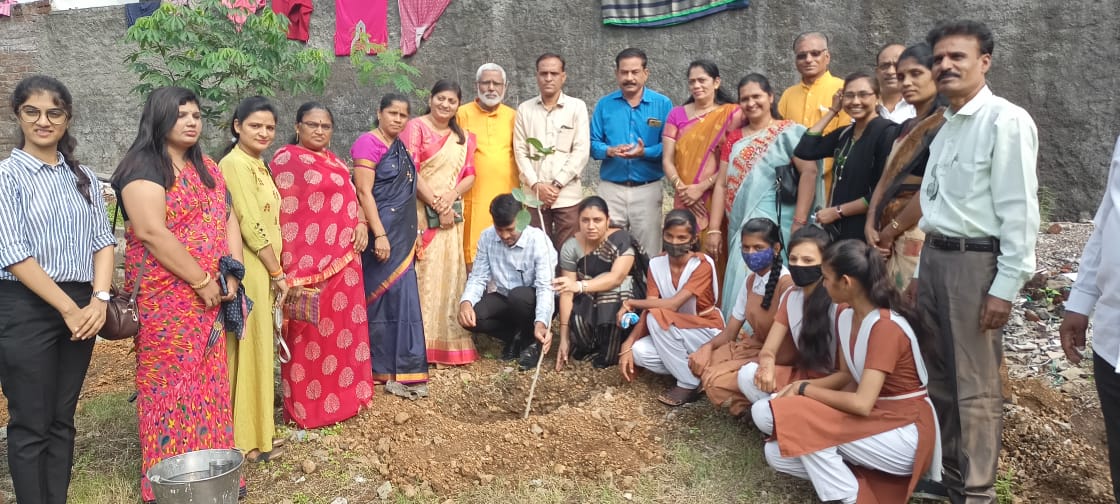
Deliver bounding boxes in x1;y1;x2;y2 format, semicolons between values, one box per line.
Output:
99;204;147;341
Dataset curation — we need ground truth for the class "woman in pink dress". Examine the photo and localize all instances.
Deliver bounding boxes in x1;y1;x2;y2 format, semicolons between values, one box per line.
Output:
271;102;375;428
400;80;478;365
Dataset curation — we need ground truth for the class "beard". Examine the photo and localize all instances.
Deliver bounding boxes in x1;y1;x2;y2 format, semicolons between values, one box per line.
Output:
478;91;504;108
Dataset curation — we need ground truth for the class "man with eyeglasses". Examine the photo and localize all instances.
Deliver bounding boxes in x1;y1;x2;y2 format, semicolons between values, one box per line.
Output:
911;20;1039;503
458;63;519;270
589;48;673;256
875;43;917;123
778;31;850;199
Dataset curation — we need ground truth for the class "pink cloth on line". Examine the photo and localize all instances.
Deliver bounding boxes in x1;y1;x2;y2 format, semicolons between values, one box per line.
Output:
0;0;17;17
272;0;313;42
335;0;387;56
398;0;453;56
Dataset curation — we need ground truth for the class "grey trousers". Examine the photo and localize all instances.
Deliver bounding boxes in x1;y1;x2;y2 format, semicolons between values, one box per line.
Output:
598;180;664;256
917;244;1001;504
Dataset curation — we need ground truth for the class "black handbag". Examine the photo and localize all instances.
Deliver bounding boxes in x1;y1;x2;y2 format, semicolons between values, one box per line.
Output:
775;163;799;205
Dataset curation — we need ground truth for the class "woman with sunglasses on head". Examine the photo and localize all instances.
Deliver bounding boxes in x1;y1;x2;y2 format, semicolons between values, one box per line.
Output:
0;75;116;504
112;86;247;502
270;102;375;428
795;71;900;242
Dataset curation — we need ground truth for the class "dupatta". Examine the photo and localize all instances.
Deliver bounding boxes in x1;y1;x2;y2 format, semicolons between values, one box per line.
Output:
672;103;738;229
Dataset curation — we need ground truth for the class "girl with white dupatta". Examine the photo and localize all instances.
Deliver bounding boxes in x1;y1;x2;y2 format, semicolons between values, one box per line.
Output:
618;210;724;407
751;240;940;504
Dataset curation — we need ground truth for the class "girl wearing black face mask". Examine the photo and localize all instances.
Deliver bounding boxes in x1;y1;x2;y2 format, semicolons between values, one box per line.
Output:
738;225;836;406
688;217;792;417
617;210;725;407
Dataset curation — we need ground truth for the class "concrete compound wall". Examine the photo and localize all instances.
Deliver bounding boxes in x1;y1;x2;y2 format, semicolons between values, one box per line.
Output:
0;0;1116;219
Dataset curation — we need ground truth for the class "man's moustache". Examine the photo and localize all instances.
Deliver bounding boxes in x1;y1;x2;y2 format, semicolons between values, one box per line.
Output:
938;72;961;81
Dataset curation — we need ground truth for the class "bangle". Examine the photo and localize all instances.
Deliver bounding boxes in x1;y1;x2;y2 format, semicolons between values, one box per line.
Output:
268;267;284;278
706;229;722;235
578;281;586;294
835;206;844;218
618;348;632;356
190;272;212;290
559;323;569;327
793;216;808;225
798;381;809;396
271;273;286;282
375;234;388;240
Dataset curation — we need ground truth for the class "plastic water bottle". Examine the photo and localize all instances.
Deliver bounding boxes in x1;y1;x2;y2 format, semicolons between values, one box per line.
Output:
620;312;639;329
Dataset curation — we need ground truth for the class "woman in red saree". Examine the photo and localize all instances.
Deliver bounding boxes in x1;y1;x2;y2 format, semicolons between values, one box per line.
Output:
400;80;478;365
271;102;374;428
112;87;246;503
662;60;741;285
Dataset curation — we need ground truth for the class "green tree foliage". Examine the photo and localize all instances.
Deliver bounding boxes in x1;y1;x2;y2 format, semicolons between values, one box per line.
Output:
349;30;425;101
123;0;331;126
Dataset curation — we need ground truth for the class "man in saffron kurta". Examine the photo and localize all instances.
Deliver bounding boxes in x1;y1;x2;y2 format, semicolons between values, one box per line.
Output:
778;32;850;200
459;63;518;266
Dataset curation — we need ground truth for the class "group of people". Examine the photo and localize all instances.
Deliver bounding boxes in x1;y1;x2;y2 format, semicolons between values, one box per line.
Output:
4;15;1119;504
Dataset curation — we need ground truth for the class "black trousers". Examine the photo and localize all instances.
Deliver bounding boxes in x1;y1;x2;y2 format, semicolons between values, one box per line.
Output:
467;287;537;345
0;281;96;504
1094;353;1120;504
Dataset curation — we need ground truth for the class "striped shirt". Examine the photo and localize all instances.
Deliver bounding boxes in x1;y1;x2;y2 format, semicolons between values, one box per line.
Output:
0;148;116;282
461;225;557;325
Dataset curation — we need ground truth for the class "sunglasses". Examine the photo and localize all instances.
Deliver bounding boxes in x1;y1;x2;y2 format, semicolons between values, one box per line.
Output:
796;49;828;61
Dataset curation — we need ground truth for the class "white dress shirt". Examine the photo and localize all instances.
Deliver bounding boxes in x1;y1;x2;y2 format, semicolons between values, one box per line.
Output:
513;92;591;209
918;86;1040;301
1065;135;1120;370
878;99;917;124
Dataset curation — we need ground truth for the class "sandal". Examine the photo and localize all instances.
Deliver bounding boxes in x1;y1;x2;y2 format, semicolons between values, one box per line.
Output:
407;383;429;398
246;445;284;463
385;381;419;401
657;386;701;407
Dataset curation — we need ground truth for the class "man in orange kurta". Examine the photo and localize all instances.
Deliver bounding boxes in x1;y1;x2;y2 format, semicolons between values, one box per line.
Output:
778;31;851;202
458;63;519;267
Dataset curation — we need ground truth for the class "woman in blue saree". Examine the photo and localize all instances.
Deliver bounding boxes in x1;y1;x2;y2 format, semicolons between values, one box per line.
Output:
352;94;429;396
716;74;817;316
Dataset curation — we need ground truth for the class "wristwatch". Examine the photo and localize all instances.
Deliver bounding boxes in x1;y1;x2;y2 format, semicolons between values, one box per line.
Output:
93;290;111;302
551;180;564;189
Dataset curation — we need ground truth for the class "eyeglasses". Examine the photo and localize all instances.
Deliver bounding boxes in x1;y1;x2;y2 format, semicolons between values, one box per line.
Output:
842;91;877;100
478;80;505;88
300;121;332;131
876;60;898;71
795;49;828;61
18;106;69;125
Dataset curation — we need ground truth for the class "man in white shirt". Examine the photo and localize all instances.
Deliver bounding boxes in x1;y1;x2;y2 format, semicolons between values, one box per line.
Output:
513;53;591;250
1060;135;1120;502
875;43;917;124
912;20;1040;503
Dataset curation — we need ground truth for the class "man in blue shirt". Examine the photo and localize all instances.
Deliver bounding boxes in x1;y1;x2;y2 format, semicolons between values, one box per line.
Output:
458;194;556;370
590;48;673;255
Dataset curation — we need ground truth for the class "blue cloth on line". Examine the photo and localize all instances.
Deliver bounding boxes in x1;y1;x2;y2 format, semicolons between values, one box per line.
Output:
125;1;161;27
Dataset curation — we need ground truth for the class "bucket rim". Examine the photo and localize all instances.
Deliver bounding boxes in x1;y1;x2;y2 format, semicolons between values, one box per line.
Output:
145;448;245;486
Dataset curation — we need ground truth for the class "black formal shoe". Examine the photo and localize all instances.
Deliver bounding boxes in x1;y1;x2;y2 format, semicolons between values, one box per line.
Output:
911;479;950;501
500;335;522;361
518;342;541;371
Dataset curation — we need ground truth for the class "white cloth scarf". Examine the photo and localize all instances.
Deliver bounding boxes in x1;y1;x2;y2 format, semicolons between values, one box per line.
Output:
649;254;718;316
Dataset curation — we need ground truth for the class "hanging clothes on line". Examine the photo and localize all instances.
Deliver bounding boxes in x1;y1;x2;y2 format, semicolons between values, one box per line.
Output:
0;0;18;17
602;0;750;27
335;0;387;56
272;0;313;42
397;0;453;56
125;1;161;27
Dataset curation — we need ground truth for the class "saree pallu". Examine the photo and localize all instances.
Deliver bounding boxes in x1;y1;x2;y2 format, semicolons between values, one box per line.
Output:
569;230;648;366
125;157;243;502
355;137;428;383
874;110;945;291
722;121;807;316
402;119;478;365
272;145;375;429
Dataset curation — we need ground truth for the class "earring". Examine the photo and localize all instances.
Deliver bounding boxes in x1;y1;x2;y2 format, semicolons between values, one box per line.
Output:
295;131;300;144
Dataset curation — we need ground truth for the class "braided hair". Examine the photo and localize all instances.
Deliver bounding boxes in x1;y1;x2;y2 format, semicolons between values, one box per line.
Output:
741;217;782;310
10;76;92;204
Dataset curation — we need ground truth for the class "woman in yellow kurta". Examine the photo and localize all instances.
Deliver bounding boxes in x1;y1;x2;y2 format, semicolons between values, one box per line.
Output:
218;97;289;462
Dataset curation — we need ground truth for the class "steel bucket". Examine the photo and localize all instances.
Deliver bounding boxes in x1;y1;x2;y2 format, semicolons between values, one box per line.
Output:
146;449;243;503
